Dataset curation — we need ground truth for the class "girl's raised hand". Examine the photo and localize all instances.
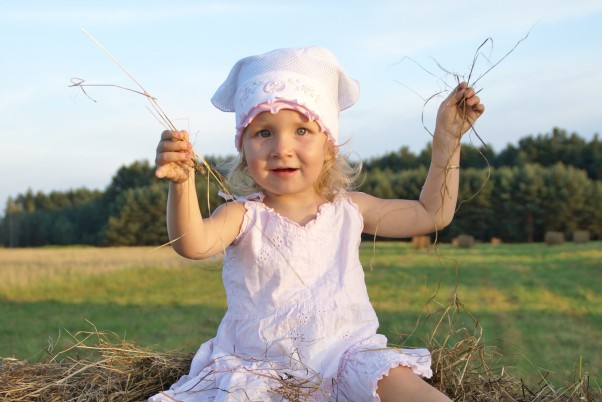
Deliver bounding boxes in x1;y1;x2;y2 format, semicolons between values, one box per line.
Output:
155;130;194;183
436;82;485;139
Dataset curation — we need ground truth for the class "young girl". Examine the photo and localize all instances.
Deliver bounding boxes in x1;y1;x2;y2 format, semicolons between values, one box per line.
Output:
151;46;483;401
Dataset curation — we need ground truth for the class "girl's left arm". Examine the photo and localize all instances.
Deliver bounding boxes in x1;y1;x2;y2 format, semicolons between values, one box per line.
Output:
351;82;484;238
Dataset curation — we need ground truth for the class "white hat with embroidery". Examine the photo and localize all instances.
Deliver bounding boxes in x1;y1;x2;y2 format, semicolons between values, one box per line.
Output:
211;46;360;152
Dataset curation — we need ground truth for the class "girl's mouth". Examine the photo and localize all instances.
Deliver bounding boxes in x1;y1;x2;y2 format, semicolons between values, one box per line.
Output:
272;168;297;172
270;167;298;177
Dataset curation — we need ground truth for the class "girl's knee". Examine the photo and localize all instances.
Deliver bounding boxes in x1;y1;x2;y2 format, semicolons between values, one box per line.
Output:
376;366;451;402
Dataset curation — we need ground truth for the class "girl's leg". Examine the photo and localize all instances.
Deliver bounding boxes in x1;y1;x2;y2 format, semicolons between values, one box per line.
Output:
376;366;451;402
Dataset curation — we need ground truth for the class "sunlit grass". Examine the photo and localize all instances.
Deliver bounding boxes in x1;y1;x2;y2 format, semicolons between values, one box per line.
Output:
0;247;223;305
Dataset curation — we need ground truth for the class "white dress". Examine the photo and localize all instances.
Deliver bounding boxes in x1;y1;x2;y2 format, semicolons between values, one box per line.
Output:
150;193;431;401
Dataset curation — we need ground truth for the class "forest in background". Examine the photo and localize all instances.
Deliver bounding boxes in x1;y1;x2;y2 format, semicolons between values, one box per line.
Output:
2;127;601;247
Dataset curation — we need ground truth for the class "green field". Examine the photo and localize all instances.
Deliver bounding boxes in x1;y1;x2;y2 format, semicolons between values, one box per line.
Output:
1;242;601;387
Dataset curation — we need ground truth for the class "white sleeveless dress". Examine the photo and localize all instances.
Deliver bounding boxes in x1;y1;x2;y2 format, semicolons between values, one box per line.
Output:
150;193;431;401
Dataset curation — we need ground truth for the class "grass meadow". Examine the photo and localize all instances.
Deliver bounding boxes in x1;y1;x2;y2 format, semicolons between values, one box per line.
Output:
1;242;601;387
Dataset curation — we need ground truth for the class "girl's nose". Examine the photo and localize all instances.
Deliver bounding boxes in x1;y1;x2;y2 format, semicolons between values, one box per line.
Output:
270;133;293;157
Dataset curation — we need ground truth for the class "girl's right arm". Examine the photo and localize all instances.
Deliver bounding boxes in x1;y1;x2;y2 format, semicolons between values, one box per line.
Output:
155;130;245;260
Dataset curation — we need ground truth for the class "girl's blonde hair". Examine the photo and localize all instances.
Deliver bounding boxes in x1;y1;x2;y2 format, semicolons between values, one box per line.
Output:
224;141;363;201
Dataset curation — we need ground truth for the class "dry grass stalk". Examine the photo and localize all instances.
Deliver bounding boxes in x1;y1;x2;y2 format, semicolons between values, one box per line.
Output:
71;29;233;212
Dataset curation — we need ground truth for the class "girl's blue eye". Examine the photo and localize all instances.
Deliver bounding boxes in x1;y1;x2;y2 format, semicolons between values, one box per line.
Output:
258;129;270;138
296;128;307;136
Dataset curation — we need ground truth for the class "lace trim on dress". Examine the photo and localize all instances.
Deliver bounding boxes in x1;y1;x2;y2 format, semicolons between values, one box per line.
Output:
224;191;364;247
217;190;264;203
337;340;432;401
367;349;433;400
250;198;335;230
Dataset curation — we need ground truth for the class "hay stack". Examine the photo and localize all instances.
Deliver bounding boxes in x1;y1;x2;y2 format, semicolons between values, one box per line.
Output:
545;231;565;245
1;325;599;401
412;235;431;250
573;230;590;244
455;235;475;248
490;237;503;245
0;330;191;402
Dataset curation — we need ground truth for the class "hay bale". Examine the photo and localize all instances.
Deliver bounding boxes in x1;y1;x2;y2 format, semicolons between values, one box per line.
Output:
0;330;192;402
411;235;431;250
545;231;565;245
490;237;502;245
573;230;590;244
456;234;475;248
1;324;600;401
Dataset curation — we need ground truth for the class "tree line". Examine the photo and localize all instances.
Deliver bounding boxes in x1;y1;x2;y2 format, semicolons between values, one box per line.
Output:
1;128;600;247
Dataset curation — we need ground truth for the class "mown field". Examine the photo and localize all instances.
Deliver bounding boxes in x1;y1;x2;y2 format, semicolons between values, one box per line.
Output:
0;242;601;387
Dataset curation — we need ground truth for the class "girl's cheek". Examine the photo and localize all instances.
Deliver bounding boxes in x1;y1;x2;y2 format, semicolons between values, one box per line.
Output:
245;155;261;169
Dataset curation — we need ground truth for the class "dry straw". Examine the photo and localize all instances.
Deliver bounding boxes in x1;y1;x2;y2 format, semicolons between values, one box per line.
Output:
1;313;599;401
0;327;191;401
70;29;231;210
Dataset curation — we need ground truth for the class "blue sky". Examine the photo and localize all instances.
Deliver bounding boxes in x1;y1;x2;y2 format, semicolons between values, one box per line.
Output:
1;1;601;209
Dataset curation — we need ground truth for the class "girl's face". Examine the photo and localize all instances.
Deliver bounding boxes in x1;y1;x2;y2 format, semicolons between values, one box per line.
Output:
242;109;331;201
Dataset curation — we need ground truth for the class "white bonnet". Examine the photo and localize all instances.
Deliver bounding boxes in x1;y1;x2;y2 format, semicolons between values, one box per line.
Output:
211;46;360;151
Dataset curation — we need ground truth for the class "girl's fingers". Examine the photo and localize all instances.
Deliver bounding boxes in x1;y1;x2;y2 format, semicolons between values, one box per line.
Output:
160;129;189;141
154;158;192;182
461;87;485;118
451;83;482;105
159;138;192;153
451;82;468;103
154;165;168;179
155;129;193;182
472;103;485;115
437;82;485;137
155;150;191;166
466;94;480;107
156;130;192;167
